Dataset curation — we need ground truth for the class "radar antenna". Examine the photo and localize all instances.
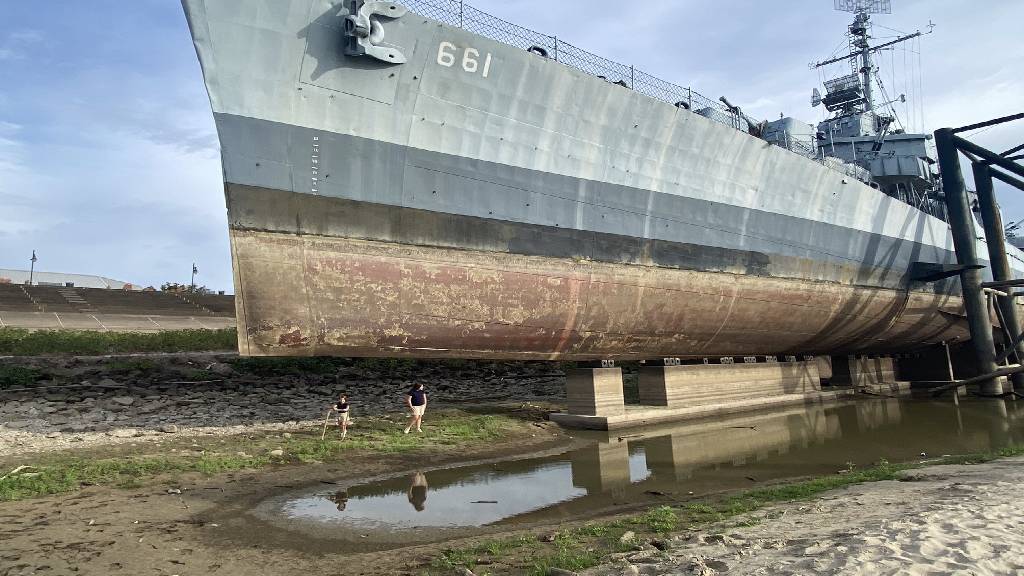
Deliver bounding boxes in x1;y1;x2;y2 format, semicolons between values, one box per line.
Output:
834;0;891;15
813;0;924;116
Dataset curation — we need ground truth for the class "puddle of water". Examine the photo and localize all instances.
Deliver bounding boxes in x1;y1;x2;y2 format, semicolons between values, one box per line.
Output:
282;454;650;530
253;397;1024;546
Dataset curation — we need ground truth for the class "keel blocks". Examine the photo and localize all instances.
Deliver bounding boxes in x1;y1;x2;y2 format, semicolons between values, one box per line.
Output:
552;359;852;430
565;368;625;417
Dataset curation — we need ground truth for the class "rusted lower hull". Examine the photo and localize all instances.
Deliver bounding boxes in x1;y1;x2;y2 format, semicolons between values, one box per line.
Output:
229;226;967;360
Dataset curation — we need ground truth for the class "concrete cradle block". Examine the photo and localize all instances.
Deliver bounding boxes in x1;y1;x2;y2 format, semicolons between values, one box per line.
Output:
637;362;821;409
565;368;625;417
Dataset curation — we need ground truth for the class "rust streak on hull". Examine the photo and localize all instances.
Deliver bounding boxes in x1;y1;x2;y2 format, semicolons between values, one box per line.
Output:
230;229;968;360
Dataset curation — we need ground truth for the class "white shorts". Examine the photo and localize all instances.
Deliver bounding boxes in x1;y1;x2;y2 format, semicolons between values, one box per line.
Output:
410;405;425;416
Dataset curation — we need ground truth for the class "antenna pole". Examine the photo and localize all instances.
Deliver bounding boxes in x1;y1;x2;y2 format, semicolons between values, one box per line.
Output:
854;11;874;112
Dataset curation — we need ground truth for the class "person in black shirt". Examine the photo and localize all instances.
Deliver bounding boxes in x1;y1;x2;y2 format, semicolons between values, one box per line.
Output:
404;383;427;434
330;393;350;438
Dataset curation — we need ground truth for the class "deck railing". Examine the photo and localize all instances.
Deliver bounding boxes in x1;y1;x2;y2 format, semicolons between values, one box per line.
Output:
402;0;741;130
401;0;905;195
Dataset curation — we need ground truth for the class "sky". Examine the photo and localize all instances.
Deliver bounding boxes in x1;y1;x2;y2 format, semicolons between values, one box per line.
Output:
1;0;1021;292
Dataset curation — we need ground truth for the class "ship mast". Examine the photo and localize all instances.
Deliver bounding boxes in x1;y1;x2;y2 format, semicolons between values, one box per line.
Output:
852;11;874;111
808;1;943;220
812;0;923;120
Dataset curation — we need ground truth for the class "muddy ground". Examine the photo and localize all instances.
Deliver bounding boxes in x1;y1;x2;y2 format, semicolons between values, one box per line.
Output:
0;426;575;576
0;353;589;575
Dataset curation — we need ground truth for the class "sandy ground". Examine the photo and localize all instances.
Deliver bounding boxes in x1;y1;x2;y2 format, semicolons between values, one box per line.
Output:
585;457;1024;576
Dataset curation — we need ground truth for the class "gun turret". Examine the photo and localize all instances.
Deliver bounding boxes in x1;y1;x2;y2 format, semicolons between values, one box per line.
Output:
719;96;767;138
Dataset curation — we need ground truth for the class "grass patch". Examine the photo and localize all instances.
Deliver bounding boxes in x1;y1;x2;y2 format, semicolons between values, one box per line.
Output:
0;327;237;356
0;413;521;502
429;535;544;574
527;548;602;576
426;446;1024;575
0;453;269;501
0;364;42;388
634;505;678;534
228;356;348;377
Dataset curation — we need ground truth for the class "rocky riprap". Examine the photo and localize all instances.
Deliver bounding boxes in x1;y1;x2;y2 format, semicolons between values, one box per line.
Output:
0;354;566;456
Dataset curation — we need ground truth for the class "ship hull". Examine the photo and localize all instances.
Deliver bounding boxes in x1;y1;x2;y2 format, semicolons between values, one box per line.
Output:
182;0;1012;359
228;184;966;359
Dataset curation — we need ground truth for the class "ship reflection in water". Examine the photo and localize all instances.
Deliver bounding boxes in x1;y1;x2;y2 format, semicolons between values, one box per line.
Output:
273;398;1024;534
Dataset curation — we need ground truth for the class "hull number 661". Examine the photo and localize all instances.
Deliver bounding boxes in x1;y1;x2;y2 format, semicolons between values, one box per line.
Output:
437;41;493;78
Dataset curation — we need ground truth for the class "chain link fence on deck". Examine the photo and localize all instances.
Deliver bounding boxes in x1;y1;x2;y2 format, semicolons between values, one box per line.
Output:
400;0;883;187
401;0;739;128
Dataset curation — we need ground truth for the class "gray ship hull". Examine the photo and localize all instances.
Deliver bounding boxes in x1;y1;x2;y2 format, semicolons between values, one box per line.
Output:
182;0;1021;359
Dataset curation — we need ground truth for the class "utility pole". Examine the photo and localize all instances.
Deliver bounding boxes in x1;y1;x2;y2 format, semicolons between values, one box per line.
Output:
29;250;37;286
190;263;198;292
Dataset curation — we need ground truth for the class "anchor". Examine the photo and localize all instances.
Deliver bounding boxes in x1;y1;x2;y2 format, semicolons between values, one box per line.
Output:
344;0;408;64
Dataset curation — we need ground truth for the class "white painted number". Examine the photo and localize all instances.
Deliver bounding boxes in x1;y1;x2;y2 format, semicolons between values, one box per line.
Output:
462;48;479;73
482;53;492;78
437;41;493;78
310;135;320;193
437;41;456;67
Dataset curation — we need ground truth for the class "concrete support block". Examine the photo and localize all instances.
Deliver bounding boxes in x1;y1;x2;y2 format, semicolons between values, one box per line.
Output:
636;362;820;409
836;356;910;393
815;356;833;382
850;357;897;387
565;368;624;417
637;366;673;406
570;441;631;493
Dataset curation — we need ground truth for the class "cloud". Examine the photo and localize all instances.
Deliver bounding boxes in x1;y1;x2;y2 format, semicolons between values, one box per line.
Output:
0;120;26;179
0;9;228;288
0;29;43;61
8;30;43;43
0;127;228;289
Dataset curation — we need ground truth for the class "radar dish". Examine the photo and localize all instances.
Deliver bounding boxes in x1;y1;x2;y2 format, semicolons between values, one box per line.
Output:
834;0;892;14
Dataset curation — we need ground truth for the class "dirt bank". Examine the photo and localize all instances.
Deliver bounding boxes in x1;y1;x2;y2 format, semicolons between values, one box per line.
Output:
0;353;568;459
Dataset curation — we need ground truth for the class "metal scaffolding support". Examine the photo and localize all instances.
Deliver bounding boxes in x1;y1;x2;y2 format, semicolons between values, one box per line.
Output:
974;162;1024;388
933;114;1024;395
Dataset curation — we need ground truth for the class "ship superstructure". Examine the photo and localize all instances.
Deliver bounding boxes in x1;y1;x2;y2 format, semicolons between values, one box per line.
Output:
182;0;1024;360
762;0;941;218
814;0;941;217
